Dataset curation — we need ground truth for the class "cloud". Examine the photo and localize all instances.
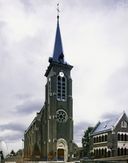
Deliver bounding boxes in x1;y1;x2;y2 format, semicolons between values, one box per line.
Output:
5;133;23;142
105;66;128;111
63;0;127;13
21;0;54;8
101;112;119;121
0;123;25;143
15;93;32;100
74;121;93;146
0;123;25;132
2;131;23;142
13;99;43;115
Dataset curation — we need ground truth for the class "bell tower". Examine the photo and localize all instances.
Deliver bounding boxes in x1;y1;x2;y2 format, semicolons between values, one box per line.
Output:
44;14;73;161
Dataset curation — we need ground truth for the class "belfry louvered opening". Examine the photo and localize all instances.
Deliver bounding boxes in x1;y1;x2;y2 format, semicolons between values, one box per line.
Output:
57;75;67;101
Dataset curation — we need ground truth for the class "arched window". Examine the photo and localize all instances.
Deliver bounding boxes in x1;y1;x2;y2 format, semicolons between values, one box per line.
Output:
57;76;61;99
94;149;96;156
102;135;104;142
96;149;98;158
105;148;107;157
118;148;120;156
57;73;67;101
101;148;104;156
94;137;96;143
108;150;111;157
121;148;123;155
124;134;126;141
121;134;123;141
99;149;101;157
126;148;128;155
99;136;101;142
105;135;107;141
96;136;98;143
62;77;66;100
124;148;126;155
118;133;120;141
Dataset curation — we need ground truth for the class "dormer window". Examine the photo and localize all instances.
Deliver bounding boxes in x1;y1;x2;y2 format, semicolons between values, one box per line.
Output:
57;72;67;101
121;121;127;128
104;124;107;128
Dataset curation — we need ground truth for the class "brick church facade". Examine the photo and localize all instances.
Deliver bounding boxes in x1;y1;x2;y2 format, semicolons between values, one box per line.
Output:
24;15;76;162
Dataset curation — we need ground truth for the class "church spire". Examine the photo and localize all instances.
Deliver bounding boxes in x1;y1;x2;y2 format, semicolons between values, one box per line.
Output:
52;4;64;63
45;5;73;77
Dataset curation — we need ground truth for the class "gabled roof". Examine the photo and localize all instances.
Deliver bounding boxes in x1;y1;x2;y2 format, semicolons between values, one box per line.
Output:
92;112;127;135
25;105;46;134
52;16;64;63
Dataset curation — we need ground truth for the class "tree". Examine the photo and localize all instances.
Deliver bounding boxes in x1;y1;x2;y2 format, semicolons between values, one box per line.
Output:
10;150;15;156
0;151;4;160
82;126;93;157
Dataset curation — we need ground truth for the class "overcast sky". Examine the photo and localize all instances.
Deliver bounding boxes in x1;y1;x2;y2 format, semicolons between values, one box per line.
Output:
0;0;128;152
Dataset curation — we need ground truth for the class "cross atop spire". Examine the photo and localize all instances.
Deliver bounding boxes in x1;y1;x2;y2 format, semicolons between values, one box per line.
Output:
57;3;60;19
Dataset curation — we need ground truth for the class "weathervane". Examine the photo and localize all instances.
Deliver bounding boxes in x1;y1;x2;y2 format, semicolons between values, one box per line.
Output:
57;3;60;19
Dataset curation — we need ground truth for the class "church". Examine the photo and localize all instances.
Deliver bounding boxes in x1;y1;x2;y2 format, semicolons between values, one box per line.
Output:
24;15;77;162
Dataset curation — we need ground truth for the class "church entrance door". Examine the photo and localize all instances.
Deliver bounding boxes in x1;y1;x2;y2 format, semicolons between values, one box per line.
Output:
57;148;64;161
57;138;68;162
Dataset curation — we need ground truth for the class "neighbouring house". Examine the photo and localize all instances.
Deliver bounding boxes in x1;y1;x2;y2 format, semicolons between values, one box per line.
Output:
90;112;128;158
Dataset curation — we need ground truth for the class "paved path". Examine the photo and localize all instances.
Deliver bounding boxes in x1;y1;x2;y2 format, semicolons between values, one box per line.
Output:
5;161;78;163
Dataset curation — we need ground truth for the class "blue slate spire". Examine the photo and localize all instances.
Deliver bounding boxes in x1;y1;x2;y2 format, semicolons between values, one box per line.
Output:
52;16;64;63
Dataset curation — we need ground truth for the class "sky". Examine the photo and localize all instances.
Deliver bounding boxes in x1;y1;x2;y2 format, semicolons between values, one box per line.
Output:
0;0;128;152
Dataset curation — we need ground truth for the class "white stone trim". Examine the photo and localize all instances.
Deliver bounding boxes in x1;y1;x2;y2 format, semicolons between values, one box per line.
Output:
118;142;128;149
93;146;108;150
93;133;108;138
93;146;109;152
118;132;128;135
94;141;107;145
